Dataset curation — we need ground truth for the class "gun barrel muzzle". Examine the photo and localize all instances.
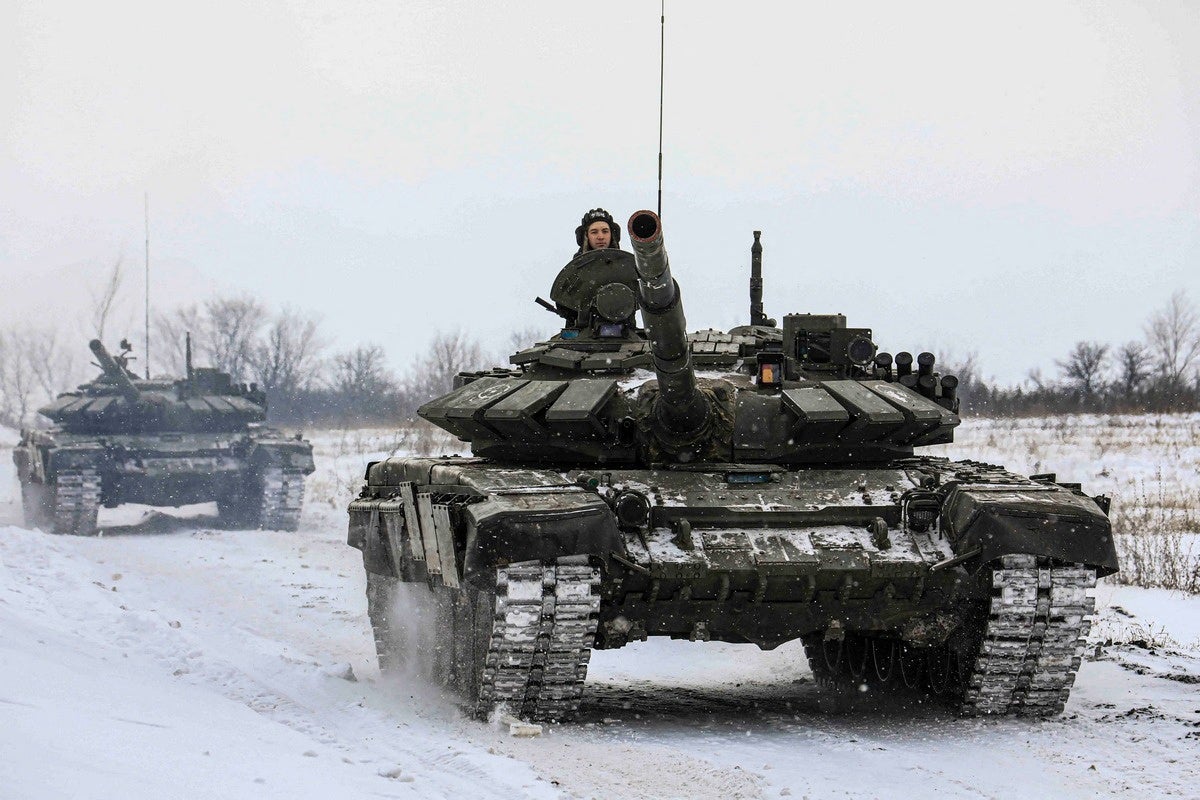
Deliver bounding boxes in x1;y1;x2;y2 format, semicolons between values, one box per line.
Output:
627;210;709;438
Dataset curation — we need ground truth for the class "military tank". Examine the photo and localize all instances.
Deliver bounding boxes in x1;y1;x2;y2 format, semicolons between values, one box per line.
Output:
348;210;1117;722
13;338;314;535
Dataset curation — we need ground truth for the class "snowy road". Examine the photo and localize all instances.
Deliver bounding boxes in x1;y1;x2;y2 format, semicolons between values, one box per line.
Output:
2;438;1199;799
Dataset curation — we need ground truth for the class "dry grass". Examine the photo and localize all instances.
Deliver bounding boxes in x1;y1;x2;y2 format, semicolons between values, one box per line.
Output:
1110;474;1200;593
305;420;460;512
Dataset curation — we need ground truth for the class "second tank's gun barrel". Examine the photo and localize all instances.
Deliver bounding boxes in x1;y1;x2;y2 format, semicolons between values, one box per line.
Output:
89;339;141;404
627;210;710;437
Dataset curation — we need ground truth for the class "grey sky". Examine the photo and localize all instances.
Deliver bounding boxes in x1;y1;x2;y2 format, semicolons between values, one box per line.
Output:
3;1;1197;384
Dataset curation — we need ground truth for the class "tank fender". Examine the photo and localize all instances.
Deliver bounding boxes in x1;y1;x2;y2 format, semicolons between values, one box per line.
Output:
46;445;105;475
12;444;36;481
462;490;622;587
249;440;315;473
941;485;1119;576
347;499;397;578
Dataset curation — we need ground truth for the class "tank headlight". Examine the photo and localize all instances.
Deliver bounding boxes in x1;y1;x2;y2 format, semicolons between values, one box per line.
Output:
612;490;651;530
846;336;876;365
756;353;784;388
595;282;637;322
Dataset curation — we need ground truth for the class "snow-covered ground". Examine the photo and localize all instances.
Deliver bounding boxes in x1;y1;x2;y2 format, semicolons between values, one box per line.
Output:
2;420;1199;799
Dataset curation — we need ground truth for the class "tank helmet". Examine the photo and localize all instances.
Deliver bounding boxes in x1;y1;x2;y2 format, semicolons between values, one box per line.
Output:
575;208;622;249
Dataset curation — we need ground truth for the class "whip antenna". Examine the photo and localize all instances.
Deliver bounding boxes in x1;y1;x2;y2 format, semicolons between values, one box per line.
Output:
657;0;665;218
144;191;151;379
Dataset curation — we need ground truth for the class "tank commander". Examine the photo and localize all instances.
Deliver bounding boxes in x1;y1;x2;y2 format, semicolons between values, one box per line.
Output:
574;208;622;255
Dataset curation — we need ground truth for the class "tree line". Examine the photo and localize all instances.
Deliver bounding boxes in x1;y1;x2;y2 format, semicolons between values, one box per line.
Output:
953;290;1200;415
3;277;1200;428
148;297;502;426
0;290;503;429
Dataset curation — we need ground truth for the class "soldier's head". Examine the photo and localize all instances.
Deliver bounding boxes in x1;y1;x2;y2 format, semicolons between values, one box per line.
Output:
575;208;621;253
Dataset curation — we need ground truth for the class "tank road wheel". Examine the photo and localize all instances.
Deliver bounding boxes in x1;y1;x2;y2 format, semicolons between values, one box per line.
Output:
844;635;871;682
20;480;55;530
898;643;925;690
449;557;601;722
258;467;306;531
802;633;858;712
925;644;957;696
217;490;258;529
220;468;307;531
955;555;1097;717
870;638;898;685
50;469;102;536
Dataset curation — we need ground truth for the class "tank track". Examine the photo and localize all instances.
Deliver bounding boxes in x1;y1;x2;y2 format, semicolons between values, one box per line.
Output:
52;469;102;536
803;555;1096;717
474;558;601;722
258;467;306;531
960;554;1096;716
366;571;398;672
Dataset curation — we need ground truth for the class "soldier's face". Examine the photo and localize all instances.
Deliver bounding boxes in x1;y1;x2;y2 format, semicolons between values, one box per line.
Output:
586;222;611;250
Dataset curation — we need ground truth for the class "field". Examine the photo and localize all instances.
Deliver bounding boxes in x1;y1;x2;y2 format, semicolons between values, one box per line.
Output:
2;415;1199;799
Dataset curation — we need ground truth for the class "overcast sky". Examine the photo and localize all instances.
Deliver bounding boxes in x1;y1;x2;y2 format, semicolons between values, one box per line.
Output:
3;1;1197;384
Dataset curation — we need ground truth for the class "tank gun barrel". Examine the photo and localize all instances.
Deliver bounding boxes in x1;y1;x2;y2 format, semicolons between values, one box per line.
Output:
89;339;141;404
627;210;710;437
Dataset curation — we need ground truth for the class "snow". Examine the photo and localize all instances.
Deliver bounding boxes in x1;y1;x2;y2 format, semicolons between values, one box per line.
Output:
2;423;1199;799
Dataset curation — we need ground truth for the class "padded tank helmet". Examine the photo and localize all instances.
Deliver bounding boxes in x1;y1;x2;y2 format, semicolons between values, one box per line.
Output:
575;207;622;250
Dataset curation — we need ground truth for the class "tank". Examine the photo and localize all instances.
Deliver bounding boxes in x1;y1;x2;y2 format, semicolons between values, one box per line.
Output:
348;210;1117;722
13;338;315;535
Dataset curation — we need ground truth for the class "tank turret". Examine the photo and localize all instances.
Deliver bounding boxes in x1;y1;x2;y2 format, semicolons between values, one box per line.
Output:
14;337;314;535
88;339;141;405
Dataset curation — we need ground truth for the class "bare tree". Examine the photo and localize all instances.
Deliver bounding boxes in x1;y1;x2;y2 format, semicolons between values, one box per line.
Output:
0;331;35;427
1056;341;1110;399
331;345;397;415
1145;290;1200;390
203;296;266;382
89;257;125;341
249;308;324;395
507;325;550;354
152;304;205;376
1025;367;1048;392
1115;341;1153;401
26;329;77;398
411;329;488;397
0;329;75;428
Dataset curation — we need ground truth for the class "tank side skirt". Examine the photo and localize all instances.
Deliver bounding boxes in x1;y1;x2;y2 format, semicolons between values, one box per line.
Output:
415;493;444;578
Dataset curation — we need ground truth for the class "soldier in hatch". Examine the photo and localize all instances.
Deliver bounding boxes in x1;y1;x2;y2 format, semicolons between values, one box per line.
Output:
574;208;622;255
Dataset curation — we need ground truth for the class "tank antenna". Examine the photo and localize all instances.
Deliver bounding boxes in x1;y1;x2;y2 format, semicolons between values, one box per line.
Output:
750;231;764;325
656;0;665;218
749;231;775;327
143;191;151;379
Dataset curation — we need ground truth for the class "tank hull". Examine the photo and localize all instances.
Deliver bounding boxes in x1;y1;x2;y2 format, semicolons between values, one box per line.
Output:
349;455;1114;720
13;428;314;534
